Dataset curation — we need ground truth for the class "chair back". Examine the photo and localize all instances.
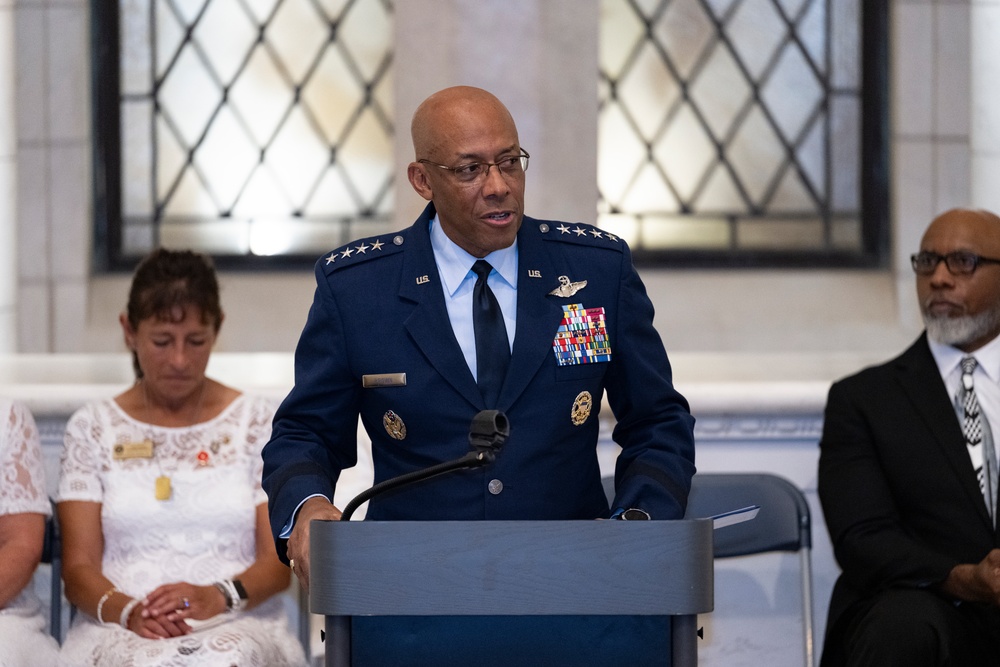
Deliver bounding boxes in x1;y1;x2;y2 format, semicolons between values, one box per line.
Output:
40;502;62;642
679;472;816;666
603;472;817;665
682;472;810;558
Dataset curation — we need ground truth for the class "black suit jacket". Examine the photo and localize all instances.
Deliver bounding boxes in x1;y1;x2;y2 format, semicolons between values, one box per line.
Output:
818;333;1000;664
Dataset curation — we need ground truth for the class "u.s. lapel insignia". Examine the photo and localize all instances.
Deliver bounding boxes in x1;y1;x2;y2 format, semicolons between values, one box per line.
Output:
383;410;407;440
571;391;593;426
549;275;587;297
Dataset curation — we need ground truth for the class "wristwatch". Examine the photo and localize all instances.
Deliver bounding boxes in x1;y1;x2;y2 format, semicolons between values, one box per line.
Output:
232;579;249;610
613;508;651;520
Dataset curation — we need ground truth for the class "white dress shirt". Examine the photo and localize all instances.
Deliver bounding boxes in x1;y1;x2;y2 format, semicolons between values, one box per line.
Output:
429;215;518;381
928;332;1000;465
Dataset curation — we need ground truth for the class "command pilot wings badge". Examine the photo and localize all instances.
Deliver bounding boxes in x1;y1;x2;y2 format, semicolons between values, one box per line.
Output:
548;275;587;297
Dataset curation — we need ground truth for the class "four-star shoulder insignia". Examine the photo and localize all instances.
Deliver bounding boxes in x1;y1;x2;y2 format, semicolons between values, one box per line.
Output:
322;232;403;275
537;220;623;252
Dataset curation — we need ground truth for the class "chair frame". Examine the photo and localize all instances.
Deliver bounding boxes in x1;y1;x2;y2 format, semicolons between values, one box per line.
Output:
604;472;815;667
685;473;815;667
40;502;62;643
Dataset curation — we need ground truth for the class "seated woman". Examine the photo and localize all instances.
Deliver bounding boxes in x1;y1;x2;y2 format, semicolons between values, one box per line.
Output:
0;399;60;665
56;248;306;667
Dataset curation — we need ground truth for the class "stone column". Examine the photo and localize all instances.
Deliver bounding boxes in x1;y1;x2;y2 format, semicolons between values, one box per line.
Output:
393;0;599;229
971;0;1000;210
0;0;17;351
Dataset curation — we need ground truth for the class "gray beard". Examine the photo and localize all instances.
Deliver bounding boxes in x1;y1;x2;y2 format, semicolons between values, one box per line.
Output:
923;308;1000;348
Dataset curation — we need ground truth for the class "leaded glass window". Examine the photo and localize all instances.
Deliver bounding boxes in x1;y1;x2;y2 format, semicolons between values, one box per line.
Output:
94;0;394;269
598;0;887;267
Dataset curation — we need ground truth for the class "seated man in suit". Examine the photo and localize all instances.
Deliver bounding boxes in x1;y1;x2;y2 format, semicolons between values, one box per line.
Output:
262;85;696;665
819;208;1000;666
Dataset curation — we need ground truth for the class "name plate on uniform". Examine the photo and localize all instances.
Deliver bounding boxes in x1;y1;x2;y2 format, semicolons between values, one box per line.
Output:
362;373;407;388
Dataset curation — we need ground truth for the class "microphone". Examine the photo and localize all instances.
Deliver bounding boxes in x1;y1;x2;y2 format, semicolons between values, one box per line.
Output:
340;410;509;521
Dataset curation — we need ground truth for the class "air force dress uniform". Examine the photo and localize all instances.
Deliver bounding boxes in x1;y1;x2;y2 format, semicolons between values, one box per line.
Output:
262;202;696;665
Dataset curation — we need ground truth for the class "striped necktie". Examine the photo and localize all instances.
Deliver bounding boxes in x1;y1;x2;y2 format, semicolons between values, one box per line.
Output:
961;356;997;524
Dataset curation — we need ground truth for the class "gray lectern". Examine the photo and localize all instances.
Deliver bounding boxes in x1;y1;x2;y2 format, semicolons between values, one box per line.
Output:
310;519;714;666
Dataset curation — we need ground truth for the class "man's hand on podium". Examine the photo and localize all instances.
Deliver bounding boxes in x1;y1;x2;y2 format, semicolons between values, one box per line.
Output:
288;497;343;592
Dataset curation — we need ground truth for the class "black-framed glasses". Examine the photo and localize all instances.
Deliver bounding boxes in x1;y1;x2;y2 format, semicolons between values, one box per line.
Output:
418;150;530;184
910;251;1000;276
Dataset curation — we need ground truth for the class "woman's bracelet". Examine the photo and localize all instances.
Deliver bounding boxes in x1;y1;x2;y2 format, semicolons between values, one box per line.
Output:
119;597;141;630
213;579;247;612
213;580;234;610
96;587;118;623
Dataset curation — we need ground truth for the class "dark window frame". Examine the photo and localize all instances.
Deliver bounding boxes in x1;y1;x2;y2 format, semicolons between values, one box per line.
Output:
599;0;889;270
90;0;394;272
93;0;889;272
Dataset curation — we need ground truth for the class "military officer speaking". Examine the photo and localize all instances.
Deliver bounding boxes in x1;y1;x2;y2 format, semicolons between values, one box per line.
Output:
262;85;696;666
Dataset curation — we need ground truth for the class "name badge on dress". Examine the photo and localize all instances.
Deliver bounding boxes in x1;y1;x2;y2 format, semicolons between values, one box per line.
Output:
113;440;154;460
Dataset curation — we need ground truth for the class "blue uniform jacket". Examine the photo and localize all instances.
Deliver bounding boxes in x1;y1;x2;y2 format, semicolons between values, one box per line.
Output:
263;203;696;555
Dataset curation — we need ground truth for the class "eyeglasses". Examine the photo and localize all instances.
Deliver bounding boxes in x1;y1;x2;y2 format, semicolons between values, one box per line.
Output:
418;151;530;184
910;251;1000;276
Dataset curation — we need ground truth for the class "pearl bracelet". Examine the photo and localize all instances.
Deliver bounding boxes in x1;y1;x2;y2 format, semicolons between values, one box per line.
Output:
96;587;118;624
119;598;141;630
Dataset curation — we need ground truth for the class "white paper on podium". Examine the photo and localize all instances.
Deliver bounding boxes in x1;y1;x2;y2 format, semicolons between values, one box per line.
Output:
710;505;760;529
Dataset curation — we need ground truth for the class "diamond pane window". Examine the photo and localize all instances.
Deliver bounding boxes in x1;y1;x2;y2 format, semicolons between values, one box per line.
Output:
598;0;888;267
94;0;395;269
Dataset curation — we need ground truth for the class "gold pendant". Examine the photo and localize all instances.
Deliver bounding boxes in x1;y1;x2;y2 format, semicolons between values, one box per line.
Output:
155;475;172;500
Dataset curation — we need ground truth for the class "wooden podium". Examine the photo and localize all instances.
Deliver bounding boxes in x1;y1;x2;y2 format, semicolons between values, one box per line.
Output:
310;519;714;666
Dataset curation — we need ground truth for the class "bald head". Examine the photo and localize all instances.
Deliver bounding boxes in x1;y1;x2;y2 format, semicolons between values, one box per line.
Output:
411;86;519;160
926;207;1000;238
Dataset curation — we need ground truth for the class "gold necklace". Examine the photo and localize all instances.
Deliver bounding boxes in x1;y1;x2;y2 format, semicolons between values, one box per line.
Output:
142;379;207;501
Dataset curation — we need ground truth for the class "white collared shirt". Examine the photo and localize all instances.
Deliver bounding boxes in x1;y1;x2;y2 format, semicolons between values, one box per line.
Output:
429;215;518;381
928;333;1000;458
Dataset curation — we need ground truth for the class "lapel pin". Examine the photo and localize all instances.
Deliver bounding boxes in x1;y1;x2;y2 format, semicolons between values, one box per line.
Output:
571;391;593;426
383;410;407;440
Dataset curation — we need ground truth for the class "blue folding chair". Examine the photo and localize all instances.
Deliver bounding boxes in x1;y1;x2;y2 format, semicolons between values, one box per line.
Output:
603;472;815;666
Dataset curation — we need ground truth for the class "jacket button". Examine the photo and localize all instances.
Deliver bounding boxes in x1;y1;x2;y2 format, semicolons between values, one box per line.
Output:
488;479;503;495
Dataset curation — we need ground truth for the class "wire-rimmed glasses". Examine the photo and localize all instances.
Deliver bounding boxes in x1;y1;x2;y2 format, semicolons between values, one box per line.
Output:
418;151;530;184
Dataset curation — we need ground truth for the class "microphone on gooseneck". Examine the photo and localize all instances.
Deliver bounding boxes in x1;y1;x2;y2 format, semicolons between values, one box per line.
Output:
339;410;509;521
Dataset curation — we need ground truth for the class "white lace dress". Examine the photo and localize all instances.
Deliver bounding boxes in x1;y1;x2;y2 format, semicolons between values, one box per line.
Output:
0;399;60;667
56;394;306;667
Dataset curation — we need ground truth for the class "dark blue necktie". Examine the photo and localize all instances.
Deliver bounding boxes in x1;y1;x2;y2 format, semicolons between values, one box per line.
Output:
472;260;510;407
